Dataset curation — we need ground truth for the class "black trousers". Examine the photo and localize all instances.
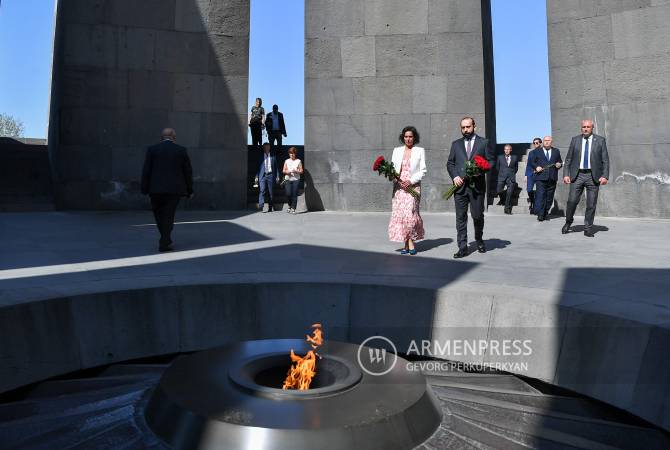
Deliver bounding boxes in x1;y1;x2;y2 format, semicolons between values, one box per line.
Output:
284;180;299;209
454;186;485;250
496;176;516;209
268;131;283;150
249;123;263;150
150;194;181;247
565;171;600;230
534;180;556;217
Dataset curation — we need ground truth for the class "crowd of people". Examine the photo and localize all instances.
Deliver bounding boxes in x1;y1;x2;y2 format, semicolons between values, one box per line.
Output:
139;115;609;256
387;117;610;259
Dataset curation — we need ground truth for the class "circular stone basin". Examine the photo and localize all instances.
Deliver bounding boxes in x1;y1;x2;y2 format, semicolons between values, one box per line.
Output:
145;339;441;450
229;352;362;399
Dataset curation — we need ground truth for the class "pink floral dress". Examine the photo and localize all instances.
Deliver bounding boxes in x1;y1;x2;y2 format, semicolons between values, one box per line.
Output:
388;151;424;242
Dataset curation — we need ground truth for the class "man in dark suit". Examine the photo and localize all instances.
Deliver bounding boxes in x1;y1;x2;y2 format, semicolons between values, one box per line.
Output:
496;144;519;215
561;119;610;237
447;117;495;258
257;142;279;212
265;104;287;152
529;135;562;221
141;128;193;252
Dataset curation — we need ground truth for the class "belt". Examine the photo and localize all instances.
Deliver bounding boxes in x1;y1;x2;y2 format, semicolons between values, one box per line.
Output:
264;172;273;175
578;169;592;173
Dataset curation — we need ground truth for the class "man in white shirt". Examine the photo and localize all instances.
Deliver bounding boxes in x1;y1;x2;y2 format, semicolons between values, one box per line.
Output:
257;143;279;212
561;120;610;237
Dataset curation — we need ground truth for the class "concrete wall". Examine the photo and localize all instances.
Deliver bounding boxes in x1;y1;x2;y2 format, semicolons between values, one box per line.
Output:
49;0;250;210
547;0;670;218
304;0;495;211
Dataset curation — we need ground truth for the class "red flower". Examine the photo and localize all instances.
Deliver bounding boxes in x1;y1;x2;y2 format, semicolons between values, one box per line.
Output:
372;156;385;171
473;155;490;171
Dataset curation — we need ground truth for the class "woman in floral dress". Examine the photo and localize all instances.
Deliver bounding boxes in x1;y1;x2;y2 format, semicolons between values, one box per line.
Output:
388;126;427;255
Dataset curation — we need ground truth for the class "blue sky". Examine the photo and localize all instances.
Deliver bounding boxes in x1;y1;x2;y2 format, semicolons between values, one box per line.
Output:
0;0;550;144
0;0;57;138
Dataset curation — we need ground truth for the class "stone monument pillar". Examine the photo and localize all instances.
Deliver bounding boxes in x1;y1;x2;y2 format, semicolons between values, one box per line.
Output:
49;0;250;209
547;1;670;218
304;0;496;211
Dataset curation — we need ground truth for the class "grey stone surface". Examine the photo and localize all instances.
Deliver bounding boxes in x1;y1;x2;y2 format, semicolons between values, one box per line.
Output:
548;1;670;218
305;0;495;212
364;0;429;36
340;36;376;78
50;0;249;210
0;210;669;430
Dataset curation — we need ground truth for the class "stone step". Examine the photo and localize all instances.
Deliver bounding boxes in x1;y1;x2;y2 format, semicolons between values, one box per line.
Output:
65;420;144;450
99;364;169;378
0;388;145;427
421;424;499;450
25;375;157;400
450;412;619;450
442;395;670;450
0;404;134;449
431;383;631;423
444;412;535;450
425;373;541;394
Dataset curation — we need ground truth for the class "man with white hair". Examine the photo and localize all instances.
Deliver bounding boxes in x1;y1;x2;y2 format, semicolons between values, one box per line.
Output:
141;128;194;252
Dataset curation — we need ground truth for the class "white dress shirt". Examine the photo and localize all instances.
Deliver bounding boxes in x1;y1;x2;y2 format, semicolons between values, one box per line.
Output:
264;153;272;173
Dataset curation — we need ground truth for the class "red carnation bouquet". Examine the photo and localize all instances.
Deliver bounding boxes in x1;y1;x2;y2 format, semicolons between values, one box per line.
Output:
442;155;491;200
372;156;419;198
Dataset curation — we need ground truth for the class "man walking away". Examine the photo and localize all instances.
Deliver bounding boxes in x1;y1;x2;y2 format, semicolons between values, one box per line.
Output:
141;128;193;252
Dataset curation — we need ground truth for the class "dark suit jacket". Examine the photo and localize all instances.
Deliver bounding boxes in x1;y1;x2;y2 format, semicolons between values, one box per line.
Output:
257;153;279;180
265;112;287;136
496;154;518;181
529;147;562;182
141;140;193;196
564;134;610;183
447;134;494;194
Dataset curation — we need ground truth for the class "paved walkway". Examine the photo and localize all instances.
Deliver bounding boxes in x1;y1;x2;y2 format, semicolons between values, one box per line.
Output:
1;210;668;328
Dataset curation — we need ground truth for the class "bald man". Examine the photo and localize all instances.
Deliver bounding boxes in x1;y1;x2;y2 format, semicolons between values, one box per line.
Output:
562;119;609;237
141;128;194;252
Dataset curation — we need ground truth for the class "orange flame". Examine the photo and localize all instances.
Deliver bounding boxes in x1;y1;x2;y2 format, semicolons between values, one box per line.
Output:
282;323;323;390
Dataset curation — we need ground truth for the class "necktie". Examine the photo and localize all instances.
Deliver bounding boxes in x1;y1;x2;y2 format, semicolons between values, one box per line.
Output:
583;138;590;169
466;139;472;159
545;149;550;161
506;155;510;166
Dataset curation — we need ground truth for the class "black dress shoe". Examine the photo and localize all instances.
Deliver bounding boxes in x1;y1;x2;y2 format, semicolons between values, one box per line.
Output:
453;248;469;259
477;241;486;253
159;245;174;252
584;229;595;237
537;215;545;222
561;222;571;234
